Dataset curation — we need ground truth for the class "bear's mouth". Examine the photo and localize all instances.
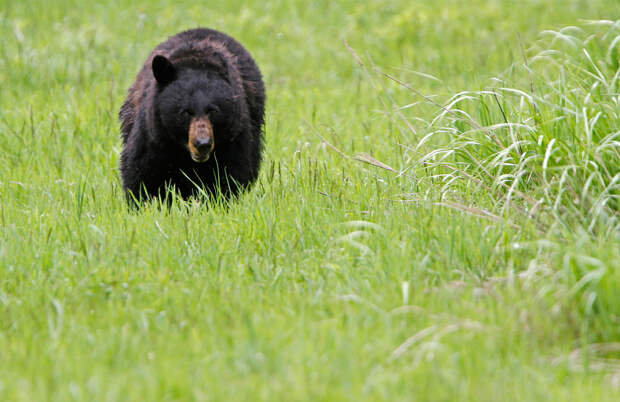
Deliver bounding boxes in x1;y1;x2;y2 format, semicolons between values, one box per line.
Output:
190;153;211;163
188;116;215;163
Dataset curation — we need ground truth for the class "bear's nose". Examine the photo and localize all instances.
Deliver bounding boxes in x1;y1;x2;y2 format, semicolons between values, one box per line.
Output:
193;137;213;153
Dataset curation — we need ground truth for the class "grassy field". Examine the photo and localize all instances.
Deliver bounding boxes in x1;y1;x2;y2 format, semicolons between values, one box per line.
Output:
1;0;619;400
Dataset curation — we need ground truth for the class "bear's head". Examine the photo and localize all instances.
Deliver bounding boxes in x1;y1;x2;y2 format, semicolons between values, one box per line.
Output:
151;54;239;163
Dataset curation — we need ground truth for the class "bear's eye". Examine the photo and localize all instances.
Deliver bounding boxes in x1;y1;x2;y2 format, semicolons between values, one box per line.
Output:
180;109;193;117
205;105;220;116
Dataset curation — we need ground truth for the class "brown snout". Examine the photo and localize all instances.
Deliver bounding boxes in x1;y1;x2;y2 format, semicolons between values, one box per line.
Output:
188;116;214;163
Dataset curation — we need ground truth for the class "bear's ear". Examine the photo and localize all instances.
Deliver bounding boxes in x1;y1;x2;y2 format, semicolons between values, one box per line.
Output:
152;55;176;86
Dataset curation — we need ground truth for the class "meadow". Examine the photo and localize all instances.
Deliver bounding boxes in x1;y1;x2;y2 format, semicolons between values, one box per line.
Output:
0;0;619;400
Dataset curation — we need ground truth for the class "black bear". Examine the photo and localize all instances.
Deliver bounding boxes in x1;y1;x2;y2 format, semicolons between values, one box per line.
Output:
119;28;265;203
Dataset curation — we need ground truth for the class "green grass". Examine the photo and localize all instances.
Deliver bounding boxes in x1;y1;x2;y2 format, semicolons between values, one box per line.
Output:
1;0;619;400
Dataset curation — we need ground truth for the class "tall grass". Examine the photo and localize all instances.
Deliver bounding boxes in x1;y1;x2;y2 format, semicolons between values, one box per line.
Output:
396;21;620;234
356;20;620;349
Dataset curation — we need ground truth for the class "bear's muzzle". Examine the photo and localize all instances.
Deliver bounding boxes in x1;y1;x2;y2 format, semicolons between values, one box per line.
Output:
188;116;214;163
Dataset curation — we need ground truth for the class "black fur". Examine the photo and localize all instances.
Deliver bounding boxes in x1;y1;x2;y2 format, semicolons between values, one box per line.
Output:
119;28;265;203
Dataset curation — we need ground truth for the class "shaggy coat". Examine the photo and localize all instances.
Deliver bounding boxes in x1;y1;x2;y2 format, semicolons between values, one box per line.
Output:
119;28;265;203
